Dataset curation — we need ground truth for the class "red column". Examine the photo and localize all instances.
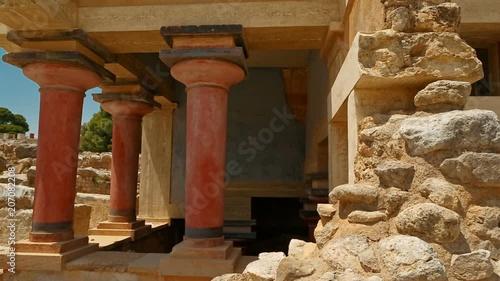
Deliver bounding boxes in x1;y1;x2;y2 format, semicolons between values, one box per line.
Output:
101;100;153;222
22;63;101;242
171;59;244;246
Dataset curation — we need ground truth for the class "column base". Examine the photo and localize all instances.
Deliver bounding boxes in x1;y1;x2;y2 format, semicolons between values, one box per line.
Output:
0;236;98;271
159;240;242;279
88;219;152;241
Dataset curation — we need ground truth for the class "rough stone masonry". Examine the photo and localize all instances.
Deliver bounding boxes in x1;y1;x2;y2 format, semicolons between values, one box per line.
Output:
213;0;500;280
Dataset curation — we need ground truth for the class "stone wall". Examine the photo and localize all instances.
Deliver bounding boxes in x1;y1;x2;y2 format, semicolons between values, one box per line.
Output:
0;140;112;194
0;140;112;247
213;1;500;280
0;184;109;248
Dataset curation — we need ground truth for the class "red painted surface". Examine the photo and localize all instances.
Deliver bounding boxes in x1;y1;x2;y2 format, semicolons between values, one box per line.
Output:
22;63;100;242
171;59;244;236
101;100;153;223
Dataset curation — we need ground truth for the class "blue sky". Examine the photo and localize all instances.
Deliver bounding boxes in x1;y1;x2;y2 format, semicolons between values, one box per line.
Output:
0;48;101;136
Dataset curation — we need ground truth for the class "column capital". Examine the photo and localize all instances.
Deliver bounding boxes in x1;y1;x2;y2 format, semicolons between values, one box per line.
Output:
100;99;154;117
171;59;245;91
22;62;101;94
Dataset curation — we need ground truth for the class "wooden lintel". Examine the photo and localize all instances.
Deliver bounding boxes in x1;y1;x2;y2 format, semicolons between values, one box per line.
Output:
0;0;77;30
7;29;116;63
20;41;106;66
116;54;175;102
2;51;115;82
161;25;248;57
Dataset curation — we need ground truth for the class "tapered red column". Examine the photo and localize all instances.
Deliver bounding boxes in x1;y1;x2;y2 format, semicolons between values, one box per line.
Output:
171;59;244;246
101;100;153;222
22;63;101;242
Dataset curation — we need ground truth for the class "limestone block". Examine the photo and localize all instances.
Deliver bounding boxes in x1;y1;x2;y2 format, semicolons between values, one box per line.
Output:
414;2;461;32
440;152;500;188
314;220;338;249
26;166;36;187
378;235;446;281
400;110;500;156
14;144;37;159
317;204;336;219
288;239;319;260
79;152;112;170
76;167;111;194
329;184;378;204
347;211;388;224
15;157;32;174
275;257;315;281
320;235;371;273
357;31;483;87
466;206;500;244
74;204;92;237
414;80;472;112
243;252;286;281
396;203;460;243
450;250;494;281
416;178;460;211
374;161;415;190
378;188;410;215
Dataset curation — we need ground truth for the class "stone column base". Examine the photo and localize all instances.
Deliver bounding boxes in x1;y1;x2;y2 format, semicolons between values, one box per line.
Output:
159;241;242;279
88;220;152;241
0;236;98;271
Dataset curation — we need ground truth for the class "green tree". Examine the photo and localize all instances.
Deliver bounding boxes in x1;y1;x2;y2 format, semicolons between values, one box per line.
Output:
0;107;29;133
80;108;113;152
12;114;29;132
0;108;14;125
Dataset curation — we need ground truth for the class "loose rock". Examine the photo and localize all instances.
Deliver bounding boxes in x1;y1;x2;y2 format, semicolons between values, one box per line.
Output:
275;257;315;281
288;239;319;260
243;252;285;281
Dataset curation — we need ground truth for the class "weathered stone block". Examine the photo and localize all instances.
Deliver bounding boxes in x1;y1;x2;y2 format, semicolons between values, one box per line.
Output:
329;184;378;204
396;203;460;243
378;235;446;281
400;110;500;156
414;80;472;112
450;250;494;281
440;152;500;188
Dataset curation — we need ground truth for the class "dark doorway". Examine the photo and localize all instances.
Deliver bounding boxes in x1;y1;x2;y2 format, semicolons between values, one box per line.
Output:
244;197;309;256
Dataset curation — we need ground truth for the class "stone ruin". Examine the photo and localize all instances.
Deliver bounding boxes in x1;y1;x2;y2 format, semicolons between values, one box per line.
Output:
0;141;113;246
213;1;500;280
